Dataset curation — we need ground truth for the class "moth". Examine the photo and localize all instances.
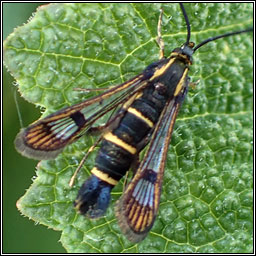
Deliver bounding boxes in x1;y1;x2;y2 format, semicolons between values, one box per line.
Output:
14;3;252;243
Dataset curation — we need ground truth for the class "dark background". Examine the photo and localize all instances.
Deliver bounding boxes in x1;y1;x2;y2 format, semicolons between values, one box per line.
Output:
3;3;65;253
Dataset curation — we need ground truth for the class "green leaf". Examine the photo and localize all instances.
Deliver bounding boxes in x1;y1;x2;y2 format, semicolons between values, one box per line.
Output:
4;3;253;253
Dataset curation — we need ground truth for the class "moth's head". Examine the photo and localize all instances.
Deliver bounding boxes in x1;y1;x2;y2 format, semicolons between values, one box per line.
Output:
171;42;194;65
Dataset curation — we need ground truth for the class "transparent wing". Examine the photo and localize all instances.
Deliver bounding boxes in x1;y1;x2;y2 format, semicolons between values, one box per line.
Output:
115;85;188;243
15;73;148;160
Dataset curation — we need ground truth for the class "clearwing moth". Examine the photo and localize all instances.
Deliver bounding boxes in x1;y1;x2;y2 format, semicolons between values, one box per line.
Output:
14;3;252;243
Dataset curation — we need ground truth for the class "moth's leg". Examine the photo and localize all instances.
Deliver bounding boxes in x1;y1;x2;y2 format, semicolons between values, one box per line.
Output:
189;79;200;89
69;135;103;187
157;8;165;59
69;109;123;187
73;87;115;93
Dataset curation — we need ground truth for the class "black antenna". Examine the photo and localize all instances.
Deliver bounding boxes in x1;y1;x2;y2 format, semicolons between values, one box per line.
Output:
179;3;191;45
193;27;253;52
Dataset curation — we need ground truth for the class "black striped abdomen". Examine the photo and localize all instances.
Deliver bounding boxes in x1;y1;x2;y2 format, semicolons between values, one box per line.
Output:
91;89;167;185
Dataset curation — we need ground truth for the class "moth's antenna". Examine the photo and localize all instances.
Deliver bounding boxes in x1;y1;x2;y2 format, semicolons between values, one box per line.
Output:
194;27;253;52
13;88;24;128
179;3;191;45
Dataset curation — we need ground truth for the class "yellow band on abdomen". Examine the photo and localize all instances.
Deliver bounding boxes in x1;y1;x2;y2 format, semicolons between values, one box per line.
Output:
127;107;154;128
91;167;118;185
104;132;137;154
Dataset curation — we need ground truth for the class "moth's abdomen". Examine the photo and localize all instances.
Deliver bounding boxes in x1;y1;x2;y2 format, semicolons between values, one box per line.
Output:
93;87;165;184
75;88;165;217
